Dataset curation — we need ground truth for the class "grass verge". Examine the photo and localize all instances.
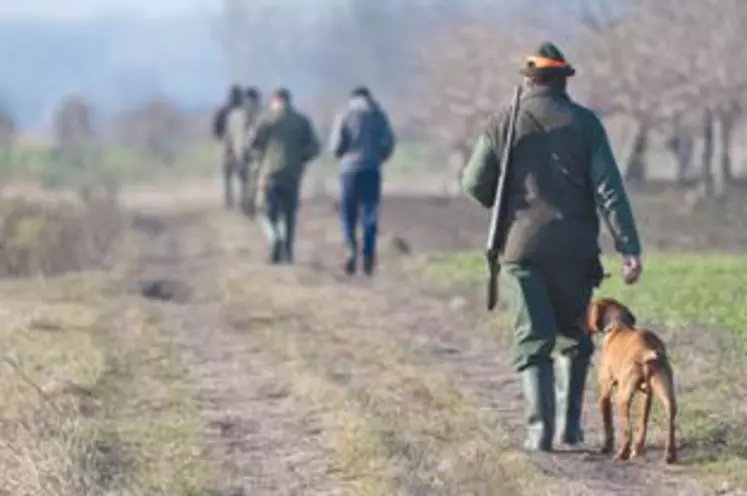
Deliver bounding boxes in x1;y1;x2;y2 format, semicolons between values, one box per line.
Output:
0;273;215;495
416;251;747;491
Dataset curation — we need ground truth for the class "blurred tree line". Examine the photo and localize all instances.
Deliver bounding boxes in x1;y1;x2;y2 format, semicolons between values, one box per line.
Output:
216;0;747;200
1;0;746;202
0;91;206;199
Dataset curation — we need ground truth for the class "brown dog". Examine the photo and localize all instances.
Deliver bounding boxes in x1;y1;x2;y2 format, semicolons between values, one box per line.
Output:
586;297;677;463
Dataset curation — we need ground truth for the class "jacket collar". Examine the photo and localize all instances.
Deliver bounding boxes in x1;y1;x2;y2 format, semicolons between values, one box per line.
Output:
523;84;570;101
349;95;372;111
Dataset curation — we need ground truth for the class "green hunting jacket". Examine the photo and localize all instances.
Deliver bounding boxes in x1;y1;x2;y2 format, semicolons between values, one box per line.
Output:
248;105;320;193
460;85;641;263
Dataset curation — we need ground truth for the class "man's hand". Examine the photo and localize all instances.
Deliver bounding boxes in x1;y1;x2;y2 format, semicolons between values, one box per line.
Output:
622;255;643;285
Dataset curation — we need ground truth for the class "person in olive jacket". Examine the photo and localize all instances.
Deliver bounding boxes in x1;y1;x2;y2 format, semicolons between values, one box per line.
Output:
460;42;643;452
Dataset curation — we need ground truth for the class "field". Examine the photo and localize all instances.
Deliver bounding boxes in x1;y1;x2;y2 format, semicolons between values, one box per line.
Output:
1;164;746;495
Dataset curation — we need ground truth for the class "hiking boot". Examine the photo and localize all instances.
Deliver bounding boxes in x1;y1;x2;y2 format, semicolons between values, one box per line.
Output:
555;355;589;445
362;255;376;277
344;255;356;276
268;241;283;265
242;201;256;220
282;246;294;265
521;361;556;452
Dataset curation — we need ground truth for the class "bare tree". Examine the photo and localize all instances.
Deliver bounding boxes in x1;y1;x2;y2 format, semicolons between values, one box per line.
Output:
113;98;187;166
51;95;109;198
0;101;15;153
53;95;96;154
570;0;747;195
413;7;537;164
0;99;14;187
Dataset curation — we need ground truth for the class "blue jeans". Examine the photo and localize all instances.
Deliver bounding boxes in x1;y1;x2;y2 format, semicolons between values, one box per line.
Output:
340;168;382;264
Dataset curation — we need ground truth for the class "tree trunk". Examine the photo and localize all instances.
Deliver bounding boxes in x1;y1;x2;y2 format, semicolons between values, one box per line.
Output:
666;118;694;185
699;107;714;198
718;111;735;187
453;141;472;195
624;121;648;185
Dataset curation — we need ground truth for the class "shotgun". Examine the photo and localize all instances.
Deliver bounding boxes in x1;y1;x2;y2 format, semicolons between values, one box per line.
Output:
485;84;522;311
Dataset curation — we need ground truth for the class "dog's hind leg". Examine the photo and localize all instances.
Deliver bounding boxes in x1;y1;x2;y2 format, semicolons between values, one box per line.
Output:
598;376;615;455
651;372;678;464
632;388;652;458
614;380;637;461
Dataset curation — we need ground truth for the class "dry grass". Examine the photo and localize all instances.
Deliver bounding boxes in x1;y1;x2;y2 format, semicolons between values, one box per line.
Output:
223;267;549;496
0;267;215;495
0;195;126;278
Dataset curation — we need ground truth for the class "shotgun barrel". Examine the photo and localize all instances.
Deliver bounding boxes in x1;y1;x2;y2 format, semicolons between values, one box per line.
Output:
485;84;522;311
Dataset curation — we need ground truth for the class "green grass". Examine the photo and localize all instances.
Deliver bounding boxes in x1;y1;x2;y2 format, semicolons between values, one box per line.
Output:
0;141;217;192
3;139;439;197
421;251;747;338
419;251;747;489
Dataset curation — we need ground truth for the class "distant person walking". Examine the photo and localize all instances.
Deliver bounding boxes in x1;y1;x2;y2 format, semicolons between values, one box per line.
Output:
212;84;248;210
247;88;320;264
328;87;396;276
242;86;263;218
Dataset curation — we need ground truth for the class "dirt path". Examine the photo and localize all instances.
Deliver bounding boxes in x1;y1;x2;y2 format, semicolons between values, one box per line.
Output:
125;190;716;495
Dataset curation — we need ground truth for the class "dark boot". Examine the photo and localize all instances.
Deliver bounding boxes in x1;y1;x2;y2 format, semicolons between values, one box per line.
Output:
224;178;234;210
362;253;376;277
282;242;294;265
268;240;283;265
521;361;556;452
555;355;589;445
344;254;357;275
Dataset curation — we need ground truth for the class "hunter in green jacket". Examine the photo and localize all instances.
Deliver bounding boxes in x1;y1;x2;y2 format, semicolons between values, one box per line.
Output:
460;42;643;453
248;88;320;264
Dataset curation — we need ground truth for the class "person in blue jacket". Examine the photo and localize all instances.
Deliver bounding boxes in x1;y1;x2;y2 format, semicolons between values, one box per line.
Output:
329;87;396;276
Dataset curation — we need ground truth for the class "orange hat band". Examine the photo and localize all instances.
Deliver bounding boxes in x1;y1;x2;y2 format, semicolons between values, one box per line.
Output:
526;56;568;69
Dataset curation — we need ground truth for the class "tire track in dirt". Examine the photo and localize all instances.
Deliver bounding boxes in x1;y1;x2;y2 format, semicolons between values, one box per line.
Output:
129;209;349;496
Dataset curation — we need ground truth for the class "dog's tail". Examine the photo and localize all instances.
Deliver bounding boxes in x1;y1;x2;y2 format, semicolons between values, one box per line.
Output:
639;349;662;394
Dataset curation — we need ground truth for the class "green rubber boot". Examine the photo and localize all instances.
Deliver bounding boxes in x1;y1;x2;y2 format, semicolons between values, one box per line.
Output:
555;355;589;445
521;361;556;452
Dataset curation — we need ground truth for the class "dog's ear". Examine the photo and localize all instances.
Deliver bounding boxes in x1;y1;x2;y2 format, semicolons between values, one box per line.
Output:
587;298;637;334
585;300;605;334
615;301;637;328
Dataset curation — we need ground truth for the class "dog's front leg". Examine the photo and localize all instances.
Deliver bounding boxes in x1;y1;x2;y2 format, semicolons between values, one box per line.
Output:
598;375;614;455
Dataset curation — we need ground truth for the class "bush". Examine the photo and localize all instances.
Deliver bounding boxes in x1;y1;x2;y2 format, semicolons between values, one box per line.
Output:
0;196;125;278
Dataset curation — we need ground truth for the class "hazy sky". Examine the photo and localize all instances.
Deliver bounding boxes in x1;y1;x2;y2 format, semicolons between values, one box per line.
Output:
0;0;213;20
0;0;350;20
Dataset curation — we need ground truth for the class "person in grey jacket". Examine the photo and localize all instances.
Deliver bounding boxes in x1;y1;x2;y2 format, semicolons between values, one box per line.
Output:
329;86;396;276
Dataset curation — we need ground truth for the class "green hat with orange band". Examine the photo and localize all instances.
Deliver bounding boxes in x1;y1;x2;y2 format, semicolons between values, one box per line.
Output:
519;41;576;78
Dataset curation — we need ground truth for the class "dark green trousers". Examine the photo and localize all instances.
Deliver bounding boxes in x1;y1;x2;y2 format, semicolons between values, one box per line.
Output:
501;258;597;449
260;182;299;263
501;260;595;372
